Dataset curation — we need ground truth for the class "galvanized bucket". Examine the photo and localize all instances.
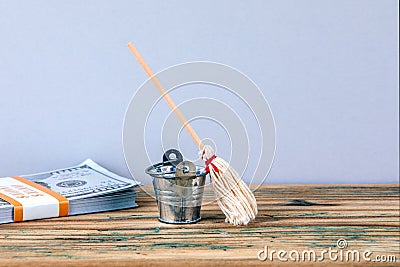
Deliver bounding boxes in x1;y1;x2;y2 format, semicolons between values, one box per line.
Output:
145;149;207;224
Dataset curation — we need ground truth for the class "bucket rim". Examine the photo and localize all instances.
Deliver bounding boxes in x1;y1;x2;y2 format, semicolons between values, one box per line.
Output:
145;162;207;179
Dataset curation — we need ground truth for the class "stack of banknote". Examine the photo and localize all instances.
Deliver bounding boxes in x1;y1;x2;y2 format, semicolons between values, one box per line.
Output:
0;159;141;224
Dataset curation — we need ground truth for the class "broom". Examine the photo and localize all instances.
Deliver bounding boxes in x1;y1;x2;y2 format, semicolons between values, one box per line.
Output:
127;42;257;226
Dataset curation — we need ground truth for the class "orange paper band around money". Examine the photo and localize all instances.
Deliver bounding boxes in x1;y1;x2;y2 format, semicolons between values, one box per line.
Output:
0;176;69;222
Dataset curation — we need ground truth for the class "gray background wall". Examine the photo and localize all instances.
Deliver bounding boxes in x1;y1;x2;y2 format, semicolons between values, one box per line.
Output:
0;0;398;184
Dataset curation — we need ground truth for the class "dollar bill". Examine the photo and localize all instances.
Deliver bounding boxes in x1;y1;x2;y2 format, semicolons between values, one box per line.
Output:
0;159;141;223
21;159;141;200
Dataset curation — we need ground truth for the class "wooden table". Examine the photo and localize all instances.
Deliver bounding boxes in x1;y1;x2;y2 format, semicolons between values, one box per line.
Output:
0;184;399;266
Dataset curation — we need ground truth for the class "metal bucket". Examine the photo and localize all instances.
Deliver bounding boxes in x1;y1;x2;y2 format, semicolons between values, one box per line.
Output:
145;149;207;224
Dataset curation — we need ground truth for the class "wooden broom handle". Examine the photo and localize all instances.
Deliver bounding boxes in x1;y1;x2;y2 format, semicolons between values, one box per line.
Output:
128;42;203;149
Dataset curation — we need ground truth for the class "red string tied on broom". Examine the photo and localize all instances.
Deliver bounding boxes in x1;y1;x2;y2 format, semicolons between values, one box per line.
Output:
204;155;219;173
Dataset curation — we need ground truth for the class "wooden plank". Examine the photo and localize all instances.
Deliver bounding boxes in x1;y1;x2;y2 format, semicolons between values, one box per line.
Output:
0;184;399;266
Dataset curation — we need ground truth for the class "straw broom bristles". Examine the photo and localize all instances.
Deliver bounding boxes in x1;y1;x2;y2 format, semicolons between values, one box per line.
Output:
201;145;257;225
